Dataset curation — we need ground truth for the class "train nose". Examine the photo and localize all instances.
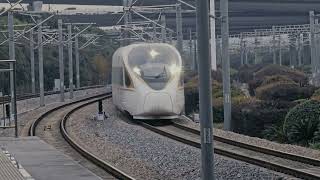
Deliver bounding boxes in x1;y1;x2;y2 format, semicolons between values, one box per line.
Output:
143;93;173;115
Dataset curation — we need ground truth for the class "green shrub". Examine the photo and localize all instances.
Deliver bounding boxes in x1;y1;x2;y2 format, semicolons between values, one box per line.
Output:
309;142;320;150
254;64;308;85
284;100;320;146
263;123;288;143
261;75;295;86
256;82;315;101
232;98;295;137
238;64;265;83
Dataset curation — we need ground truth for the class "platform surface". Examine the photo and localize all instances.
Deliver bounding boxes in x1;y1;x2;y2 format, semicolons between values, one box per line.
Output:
0;151;25;180
0;137;102;180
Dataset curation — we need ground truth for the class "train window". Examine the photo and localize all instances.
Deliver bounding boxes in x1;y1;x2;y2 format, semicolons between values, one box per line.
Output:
112;66;123;86
124;68;133;88
127;44;182;90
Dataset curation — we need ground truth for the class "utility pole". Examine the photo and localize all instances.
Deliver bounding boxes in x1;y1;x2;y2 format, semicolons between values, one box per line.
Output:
272;26;277;64
298;33;303;66
8;11;18;138
8;11;15;120
210;0;217;70
279;34;282;66
244;41;248;65
189;28;193;70
75;36;80;89
161;15;167;43
254;35;259;64
221;0;232;131
152;22;157;42
58;19;65;102
316;19;320;73
176;3;183;53
240;34;244;66
68;24;74;99
38;19;44;107
168;31;173;44
30;29;35;94
310;11;316;75
193;38;197;71
196;0;214;179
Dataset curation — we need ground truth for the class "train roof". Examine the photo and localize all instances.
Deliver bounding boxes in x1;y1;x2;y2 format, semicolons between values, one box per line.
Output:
114;43;179;57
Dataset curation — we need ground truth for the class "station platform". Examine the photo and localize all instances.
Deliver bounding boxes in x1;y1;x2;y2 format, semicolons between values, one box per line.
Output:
0;137;102;180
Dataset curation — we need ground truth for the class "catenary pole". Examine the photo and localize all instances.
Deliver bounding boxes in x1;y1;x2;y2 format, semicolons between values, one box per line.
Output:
68;24;74;99
310;11;316;75
272;26;277;64
176;3;183;53
58;19;65;102
196;0;215;179
75;36;80;89
38;19;44;107
210;0;217;70
161;15;167;43
30;29;36;94
8;11;18;137
221;0;232;131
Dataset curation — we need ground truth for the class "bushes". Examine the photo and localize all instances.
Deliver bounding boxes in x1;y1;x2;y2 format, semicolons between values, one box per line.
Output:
232;98;295;137
260;75;295;86
283;100;320;146
254;64;308;85
255;82;315;101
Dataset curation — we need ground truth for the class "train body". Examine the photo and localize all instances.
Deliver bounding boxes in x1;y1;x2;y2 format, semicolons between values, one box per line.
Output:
112;43;185;119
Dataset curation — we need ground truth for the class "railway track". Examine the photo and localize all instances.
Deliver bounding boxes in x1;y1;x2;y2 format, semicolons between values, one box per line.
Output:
138;119;320;180
29;92;135;180
0;85;104;104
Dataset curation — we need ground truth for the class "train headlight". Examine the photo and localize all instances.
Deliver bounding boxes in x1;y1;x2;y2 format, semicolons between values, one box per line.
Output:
133;66;141;76
150;49;159;59
169;64;181;75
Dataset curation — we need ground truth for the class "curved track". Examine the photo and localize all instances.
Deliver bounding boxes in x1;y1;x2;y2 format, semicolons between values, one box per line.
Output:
138;119;320;180
0;85;104;104
29;92;135;180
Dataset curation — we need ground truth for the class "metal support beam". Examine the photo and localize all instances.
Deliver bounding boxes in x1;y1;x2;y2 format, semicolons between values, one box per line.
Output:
152;22;157;42
221;0;232;131
189;28;193;70
30;29;35;94
272;26;277;64
244;42;248;65
254;36;259;64
161;15;167;43
193;38;198;71
240;35;244;66
38;19;44;107
196;0;214;179
68;24;74;99
298;33;303;66
176;3;183;53
58;19;65;102
8;11;18;138
75;36;80;89
210;0;217;70
310;11;316;75
279;35;283;66
8;11;14;119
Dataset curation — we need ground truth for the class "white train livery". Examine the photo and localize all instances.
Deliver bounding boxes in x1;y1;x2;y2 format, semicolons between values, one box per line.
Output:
112;43;185;119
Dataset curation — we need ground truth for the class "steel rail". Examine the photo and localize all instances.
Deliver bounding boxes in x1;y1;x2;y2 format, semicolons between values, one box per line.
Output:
138;121;320;180
28;92;135;180
60;94;135;180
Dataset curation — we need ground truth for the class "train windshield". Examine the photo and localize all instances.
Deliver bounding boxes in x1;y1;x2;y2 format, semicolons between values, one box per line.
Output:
128;45;181;90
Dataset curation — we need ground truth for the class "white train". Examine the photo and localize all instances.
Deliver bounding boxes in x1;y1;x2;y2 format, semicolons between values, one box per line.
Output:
112;43;185;119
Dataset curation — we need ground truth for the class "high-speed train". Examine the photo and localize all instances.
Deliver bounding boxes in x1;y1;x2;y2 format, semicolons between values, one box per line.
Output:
112;43;185;119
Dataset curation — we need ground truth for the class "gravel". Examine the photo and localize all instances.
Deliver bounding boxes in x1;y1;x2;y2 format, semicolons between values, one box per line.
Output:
67;98;292;180
0;87;108;137
173;117;320;161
